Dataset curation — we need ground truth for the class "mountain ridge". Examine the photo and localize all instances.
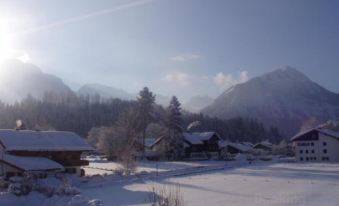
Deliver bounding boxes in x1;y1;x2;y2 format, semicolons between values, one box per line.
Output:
201;66;339;137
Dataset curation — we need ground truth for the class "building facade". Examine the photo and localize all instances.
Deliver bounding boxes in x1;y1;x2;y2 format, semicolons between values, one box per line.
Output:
0;129;93;178
291;128;339;162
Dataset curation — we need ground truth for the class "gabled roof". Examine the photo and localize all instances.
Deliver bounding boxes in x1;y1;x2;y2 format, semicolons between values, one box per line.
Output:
218;141;252;152
145;138;157;148
291;127;339;141
0;129;93;152
1;154;64;171
253;140;273;149
183;132;221;145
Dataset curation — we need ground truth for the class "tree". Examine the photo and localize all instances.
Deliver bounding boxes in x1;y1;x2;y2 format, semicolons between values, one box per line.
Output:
164;96;184;160
136;87;156;157
93;108;139;173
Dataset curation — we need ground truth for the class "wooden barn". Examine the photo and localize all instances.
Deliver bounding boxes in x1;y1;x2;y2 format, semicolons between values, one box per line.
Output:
0;129;93;178
183;132;222;158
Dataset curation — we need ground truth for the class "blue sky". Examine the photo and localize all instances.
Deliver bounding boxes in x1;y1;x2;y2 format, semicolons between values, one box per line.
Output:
0;0;338;102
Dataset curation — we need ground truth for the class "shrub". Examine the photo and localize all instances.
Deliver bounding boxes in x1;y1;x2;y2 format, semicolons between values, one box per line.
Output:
149;184;184;206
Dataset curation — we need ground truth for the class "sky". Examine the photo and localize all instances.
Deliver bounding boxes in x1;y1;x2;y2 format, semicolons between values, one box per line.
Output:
0;0;338;102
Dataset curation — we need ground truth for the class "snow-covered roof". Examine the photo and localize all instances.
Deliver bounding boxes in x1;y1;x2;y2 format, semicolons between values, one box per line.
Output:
0;130;93;151
253;140;273;149
291;127;339;141
1;154;64;171
145;138;157;148
184;132;221;145
219;141;252;152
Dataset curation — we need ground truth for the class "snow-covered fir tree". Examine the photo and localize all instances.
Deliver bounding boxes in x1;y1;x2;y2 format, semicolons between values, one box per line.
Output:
164;96;184;160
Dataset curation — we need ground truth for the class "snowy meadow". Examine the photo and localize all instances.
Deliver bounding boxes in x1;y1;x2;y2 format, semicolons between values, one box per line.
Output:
1;159;339;206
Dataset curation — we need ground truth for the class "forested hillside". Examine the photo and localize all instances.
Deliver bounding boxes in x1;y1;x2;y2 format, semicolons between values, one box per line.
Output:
0;90;281;143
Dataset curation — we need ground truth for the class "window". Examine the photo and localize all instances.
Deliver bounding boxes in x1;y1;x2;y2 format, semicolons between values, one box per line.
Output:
300;157;303;161
306;150;309;154
314;157;317;161
65;168;77;174
322;157;330;161
323;149;327;154
311;142;314;146
323;142;327;146
311;150;314;153
306;157;309;161
300;150;303;154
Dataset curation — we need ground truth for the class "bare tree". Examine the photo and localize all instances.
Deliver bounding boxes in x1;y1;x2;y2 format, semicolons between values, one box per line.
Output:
149;184;185;206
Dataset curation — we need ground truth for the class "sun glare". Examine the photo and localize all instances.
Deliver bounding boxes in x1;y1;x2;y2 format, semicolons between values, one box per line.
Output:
0;19;14;62
0;17;29;63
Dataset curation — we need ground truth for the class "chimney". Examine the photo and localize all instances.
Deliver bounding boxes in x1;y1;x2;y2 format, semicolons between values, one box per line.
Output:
15;120;26;130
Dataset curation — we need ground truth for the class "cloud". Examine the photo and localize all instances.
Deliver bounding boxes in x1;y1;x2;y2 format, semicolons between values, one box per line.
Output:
213;71;249;89
171;53;201;62
164;72;191;85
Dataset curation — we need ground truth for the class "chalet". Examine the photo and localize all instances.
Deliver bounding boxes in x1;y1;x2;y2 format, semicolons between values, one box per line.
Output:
291;127;339;162
0;129;93;178
219;141;253;154
144;132;222;159
183;132;221;158
253;141;273;153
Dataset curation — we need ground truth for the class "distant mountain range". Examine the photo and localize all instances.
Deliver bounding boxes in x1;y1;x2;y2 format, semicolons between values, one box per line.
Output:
183;95;214;113
77;83;135;100
2;60;338;137
0;60;72;103
0;60;173;106
201;66;339;137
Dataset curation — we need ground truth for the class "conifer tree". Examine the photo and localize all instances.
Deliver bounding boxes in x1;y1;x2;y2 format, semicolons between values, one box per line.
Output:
136;87;156;157
164;96;184;160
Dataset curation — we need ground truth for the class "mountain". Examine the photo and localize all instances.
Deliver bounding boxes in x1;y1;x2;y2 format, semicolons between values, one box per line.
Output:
184;95;214;112
201;66;339;137
77;83;135;100
0;59;72;103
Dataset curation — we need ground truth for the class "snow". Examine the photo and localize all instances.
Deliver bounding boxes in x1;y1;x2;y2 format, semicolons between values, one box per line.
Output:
2;154;64;171
2;160;339;206
221;141;253;152
183;132;220;145
0;130;93;151
84;160;225;176
81;161;339;206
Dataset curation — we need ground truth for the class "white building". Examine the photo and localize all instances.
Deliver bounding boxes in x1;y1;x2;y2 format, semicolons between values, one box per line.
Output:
291;127;339;162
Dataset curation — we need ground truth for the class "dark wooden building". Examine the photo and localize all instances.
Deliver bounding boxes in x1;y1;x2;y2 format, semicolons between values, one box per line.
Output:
183;132;222;158
0;129;93;178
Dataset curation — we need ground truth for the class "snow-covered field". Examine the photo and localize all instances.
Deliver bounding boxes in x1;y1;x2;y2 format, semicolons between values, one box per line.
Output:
84;160;226;176
2;160;339;206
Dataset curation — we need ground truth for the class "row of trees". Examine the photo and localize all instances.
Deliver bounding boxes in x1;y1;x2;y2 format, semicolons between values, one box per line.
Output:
87;87;185;162
0;87;282;162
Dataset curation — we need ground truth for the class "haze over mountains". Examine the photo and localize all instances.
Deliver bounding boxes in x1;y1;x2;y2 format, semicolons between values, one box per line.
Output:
202;66;339;136
0;60;172;106
0;60;72;103
1;60;339;137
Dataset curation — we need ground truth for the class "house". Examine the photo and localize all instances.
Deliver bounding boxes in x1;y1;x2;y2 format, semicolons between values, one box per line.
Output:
219;141;253;154
183;132;221;158
0;129;93;178
144;132;222;159
253;141;273;153
291;127;339;162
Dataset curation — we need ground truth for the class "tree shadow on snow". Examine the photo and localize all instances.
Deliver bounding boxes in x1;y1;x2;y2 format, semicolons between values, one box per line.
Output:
80;179;155;206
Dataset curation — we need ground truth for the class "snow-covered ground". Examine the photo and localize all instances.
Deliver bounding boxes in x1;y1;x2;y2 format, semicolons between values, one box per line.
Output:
2;160;339;206
84;160;225;176
81;162;339;206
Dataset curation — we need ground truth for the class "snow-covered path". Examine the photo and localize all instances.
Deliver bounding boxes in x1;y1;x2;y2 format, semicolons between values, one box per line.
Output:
80;162;339;206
